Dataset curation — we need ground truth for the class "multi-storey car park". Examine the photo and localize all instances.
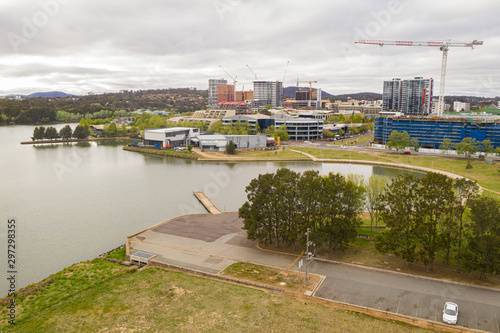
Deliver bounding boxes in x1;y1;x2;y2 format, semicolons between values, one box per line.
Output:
374;115;500;149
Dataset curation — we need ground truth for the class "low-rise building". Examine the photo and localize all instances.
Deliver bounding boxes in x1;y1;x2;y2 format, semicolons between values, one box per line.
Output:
222;114;271;132
143;127;200;147
225;135;267;149
272;114;324;141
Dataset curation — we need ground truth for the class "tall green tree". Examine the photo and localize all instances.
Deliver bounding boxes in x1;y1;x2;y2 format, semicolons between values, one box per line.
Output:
274;124;290;141
453;178;479;265
376;173;420;263
415;172;455;269
59;125;73;139
72;124;90;139
226;140;236;154
32;126;45;140
386;130;419;153
461;196;500;277
365;175;388;240
108;122;118;136
44;126;58;140
239;173;280;247
479;139;494;157
456;137;478;159
439;138;454;153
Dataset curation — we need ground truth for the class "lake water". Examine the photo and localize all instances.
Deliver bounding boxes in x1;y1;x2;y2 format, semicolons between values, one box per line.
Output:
0;124;422;295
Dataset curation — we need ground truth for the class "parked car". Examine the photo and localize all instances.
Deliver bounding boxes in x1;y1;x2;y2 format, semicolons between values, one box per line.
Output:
403;151;411;155
442;302;458;325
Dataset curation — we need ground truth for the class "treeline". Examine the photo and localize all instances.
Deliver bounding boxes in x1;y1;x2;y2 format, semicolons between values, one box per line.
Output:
376;173;499;277
0;88;207;124
31;125;90;140
239;168;500;276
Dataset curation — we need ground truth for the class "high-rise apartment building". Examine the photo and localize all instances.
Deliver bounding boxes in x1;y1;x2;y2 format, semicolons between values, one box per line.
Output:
383;77;433;116
216;84;235;104
253;81;283;108
208;78;227;107
382;78;402;112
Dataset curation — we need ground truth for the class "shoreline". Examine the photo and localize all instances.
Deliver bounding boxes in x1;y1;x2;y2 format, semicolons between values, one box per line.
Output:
20;137;138;144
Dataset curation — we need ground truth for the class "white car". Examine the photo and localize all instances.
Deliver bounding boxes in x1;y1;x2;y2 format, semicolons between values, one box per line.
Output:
442;302;458;325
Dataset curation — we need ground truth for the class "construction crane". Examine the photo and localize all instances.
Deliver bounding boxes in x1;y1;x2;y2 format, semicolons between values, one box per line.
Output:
355;39;483;116
297;80;318;101
282;61;290;84
246;65;258;80
218;65;238;101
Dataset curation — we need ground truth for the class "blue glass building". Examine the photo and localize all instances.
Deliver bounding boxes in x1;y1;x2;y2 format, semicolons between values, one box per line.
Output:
374;116;500;149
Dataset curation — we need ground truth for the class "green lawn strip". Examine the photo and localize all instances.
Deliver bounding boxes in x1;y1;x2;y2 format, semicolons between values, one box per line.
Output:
123;146;199;159
0;261;435;332
238;148;310;160
327;134;374;146
198;148;309;160
104;247;126;261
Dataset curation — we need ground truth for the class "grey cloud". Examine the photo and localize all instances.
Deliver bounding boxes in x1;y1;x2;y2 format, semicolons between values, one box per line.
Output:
0;0;498;96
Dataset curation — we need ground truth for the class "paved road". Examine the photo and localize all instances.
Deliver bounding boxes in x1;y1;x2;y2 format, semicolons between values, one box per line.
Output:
129;213;500;332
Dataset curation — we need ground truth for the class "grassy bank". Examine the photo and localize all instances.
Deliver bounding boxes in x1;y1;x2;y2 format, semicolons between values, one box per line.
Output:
197;148;309;160
123;145;200;160
0;259;436;332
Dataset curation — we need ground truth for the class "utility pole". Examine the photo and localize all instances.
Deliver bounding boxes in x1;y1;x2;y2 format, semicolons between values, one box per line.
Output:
305;228;314;286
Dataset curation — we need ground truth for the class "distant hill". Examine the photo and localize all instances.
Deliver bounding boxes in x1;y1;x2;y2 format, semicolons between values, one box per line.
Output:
25;91;80;98
331;92;382;101
284;86;333;98
283;87;381;101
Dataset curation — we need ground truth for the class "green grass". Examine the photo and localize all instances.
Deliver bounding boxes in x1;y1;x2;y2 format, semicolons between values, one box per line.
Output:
199;148;309;160
0;260;436;332
104;247;126;261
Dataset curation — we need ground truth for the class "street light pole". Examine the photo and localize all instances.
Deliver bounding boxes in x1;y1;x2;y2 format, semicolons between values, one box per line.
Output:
305;228;314;286
306;228;310;286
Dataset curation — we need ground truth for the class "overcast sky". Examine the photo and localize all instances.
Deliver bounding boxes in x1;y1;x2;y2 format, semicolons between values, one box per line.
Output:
1;0;499;97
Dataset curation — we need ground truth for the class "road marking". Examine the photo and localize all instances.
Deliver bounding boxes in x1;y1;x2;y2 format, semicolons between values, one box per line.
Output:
396;297;401;314
496;314;499;333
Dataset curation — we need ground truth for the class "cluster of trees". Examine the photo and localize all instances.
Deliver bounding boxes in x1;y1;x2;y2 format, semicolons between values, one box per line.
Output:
376;173;499;276
440;137;499;158
239;169;365;251
325;113;373;125
31;124;90;140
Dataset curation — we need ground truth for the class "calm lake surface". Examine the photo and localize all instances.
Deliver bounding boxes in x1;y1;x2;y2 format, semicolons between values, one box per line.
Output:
0;124;423;295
